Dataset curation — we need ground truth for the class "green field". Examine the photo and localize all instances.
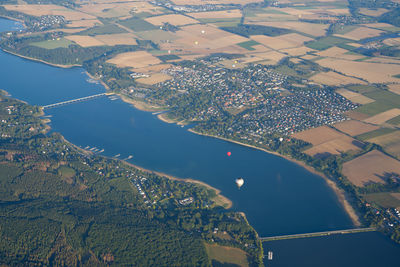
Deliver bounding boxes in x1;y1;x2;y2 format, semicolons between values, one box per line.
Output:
347;84;379;93
77;24;128;36
118;17;157;32
198;17;241;27
30;38;75;49
387;115;400;125
353;89;400;116
364;192;400;208
306;37;352;51
237;40;260;50
356;128;396;141
157;54;180;61
57;166;76;178
135;29;177;42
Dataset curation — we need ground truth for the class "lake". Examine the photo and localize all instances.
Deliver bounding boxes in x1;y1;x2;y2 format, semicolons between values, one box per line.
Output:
1;17;399;266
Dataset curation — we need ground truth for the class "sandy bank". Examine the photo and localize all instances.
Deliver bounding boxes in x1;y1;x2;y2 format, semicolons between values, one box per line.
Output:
125;162;232;209
119;95;165;112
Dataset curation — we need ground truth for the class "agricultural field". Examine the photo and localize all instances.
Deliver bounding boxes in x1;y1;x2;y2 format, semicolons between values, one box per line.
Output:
145;14;199;26
363;193;400;209
293;126;362;158
333;120;380;137
135;73;172;85
368;130;400;159
388;84;400;95
334;26;384;41
65;35;105;47
188;10;242;19
93;33;137;46
342;150;400;187
204;243;249;267
336;89;374;105
316;46;365;61
107;51;161;69
77;1;164;18
363;108;400;125
30;38;75;49
250;33;313;50
3;4;95;20
355;90;400;116
311;72;366;86
315;58;400;83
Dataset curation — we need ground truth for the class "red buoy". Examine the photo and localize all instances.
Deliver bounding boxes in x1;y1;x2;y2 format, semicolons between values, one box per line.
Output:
227;152;231;156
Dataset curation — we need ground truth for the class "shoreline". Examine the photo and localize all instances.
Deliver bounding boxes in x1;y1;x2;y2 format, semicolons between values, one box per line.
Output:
157;113;187;125
2;49;81;69
188;128;362;227
121;160;232;209
119;95;166;112
1;41;360;226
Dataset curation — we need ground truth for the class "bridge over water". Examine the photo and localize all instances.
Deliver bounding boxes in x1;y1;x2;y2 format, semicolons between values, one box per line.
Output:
260;227;376;242
42;93;114;109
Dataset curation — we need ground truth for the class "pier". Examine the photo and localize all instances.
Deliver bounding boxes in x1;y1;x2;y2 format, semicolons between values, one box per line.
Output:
42;93;114;109
260;227;376;242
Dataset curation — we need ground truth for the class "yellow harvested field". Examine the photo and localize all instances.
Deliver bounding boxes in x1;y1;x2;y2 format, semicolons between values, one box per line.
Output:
293;126;362;157
365;57;400;64
145;14;199;26
245;13;298;23
362;23;397;29
65;35;104;47
335;27;384;41
333;120;379;136
132;64;172;74
383;38;400;46
66;19;102;28
348;42;362;47
388;84;400;95
359;8;389;17
188;9;242;19
93;34;137;46
336;88;374;104
77;2;163;18
171;0;261;4
311;72;366;86
107;51;161;68
3;4;95;20
302;54;319;60
250;33;312;50
316;58;400;83
281;46;315;56
363;108;400;125
171;24;249;53
258;51;287;63
342;150;400;186
136;73;172;85
293;126;353;146
316;46;365;60
205;243;249;267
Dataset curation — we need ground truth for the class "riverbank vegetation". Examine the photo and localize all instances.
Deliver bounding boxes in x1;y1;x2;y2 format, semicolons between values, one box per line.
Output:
0;93;263;266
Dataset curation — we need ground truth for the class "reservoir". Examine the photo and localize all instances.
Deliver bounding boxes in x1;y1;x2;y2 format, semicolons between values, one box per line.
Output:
1;17;399;266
